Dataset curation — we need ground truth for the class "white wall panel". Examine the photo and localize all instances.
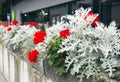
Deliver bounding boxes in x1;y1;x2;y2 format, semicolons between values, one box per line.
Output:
9;53;15;82
20;60;29;82
3;47;9;81
23;62;29;82
0;44;3;73
20;60;24;82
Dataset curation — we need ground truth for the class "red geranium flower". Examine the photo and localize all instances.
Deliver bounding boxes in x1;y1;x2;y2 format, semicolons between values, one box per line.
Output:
33;31;46;45
91;15;99;26
11;20;19;25
7;27;12;31
84;11;99;26
20;23;23;26
84;11;94;20
28;49;39;63
60;29;70;39
28;21;38;26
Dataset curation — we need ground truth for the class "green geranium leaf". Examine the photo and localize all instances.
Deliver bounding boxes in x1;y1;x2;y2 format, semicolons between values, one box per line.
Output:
55;66;66;75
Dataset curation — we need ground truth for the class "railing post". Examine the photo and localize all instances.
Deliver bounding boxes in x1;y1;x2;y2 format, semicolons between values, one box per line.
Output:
0;44;3;73
14;56;20;82
9;51;15;82
3;46;9;81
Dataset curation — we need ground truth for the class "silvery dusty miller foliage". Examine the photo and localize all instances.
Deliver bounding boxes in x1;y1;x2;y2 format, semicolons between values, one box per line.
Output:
58;8;120;82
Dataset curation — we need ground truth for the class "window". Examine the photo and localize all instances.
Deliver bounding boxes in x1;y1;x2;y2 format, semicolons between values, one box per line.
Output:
12;0;23;6
51;14;61;25
21;9;49;24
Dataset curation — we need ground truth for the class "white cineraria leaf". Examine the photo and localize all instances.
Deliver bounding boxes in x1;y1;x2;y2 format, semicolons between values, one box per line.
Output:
0;25;6;40
7;25;38;49
109;21;116;27
101;58;117;77
2;31;11;45
57;8;120;82
35;43;46;60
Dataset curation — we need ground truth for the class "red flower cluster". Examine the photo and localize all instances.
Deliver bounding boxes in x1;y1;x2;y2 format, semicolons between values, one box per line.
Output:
7;27;12;31
28;22;38;26
60;29;70;39
28;49;39;62
33;31;46;45
84;11;99;26
91;15;99;26
11;20;19;25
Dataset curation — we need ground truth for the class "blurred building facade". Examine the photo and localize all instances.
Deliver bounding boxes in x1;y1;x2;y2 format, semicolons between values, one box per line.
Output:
2;0;120;27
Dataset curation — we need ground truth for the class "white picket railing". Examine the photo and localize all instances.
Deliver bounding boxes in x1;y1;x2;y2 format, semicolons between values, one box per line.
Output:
0;44;46;82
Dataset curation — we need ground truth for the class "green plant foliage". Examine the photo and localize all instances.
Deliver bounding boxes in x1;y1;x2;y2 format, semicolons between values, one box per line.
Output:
40;24;45;31
46;35;67;75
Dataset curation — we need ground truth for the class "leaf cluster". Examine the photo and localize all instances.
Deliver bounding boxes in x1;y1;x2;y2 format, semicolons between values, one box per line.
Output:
46;35;67;75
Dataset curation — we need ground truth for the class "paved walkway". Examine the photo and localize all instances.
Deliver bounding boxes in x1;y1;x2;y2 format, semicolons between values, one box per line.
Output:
0;72;7;82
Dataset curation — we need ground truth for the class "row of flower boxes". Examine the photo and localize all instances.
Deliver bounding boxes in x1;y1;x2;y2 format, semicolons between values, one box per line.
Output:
0;43;95;82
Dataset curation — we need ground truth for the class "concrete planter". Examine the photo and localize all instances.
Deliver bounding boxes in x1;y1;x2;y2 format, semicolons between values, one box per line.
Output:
0;44;120;82
43;59;93;82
